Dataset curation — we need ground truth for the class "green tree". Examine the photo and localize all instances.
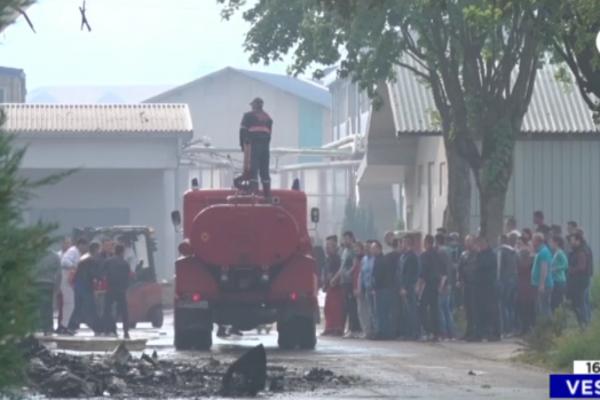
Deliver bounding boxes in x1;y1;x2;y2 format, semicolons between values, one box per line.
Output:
0;0;60;390
551;0;600;120
218;0;550;241
0;112;58;388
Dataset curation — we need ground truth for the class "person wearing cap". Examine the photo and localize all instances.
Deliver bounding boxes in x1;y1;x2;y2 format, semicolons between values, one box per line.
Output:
235;97;273;199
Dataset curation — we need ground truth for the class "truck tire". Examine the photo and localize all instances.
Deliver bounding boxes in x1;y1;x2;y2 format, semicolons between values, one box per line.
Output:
175;326;212;350
150;306;164;328
174;327;194;350
174;308;213;351
297;317;317;350
277;319;297;350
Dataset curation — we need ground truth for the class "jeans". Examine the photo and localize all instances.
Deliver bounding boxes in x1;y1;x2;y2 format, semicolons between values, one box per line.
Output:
568;278;588;328
357;293;374;337
375;288;394;339
344;284;361;333
583;283;591;324
69;284;99;331
438;291;455;338
536;288;553;320
247;135;270;185
478;284;500;339
551;282;566;312
101;290;129;336
401;289;419;339
464;284;479;339
420;285;440;338
500;281;517;335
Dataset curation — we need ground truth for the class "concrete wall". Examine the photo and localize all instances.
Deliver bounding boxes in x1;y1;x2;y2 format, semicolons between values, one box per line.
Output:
468;138;600;261
404;136;600;263
404;136;447;234
16;136;180;170
275;165;354;240
22;169;177;280
14;135;184;280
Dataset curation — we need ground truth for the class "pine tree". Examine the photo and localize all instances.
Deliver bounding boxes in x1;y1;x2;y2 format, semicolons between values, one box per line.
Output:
0;109;59;389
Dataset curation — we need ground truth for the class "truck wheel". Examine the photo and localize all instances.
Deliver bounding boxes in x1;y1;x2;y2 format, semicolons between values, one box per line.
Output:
150;306;164;328
277;319;297;350
196;329;213;350
297;317;317;350
174;308;213;351
174;327;194;350
175;326;212;350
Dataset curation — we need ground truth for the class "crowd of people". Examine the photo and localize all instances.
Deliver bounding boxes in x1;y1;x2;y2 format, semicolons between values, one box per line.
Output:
318;211;595;342
33;236;134;339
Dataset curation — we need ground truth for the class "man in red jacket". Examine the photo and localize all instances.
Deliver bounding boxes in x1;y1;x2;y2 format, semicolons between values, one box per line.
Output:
233;97;273;200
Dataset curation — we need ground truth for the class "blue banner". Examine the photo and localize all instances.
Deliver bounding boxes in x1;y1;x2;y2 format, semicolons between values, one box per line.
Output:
550;375;600;398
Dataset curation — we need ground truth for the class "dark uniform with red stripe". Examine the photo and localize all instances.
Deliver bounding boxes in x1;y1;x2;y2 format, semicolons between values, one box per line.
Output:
239;99;273;197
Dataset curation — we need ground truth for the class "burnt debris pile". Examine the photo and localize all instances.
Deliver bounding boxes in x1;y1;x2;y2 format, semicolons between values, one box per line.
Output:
21;339;360;398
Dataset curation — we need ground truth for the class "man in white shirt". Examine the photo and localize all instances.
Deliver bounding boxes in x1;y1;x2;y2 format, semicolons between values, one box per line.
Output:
58;238;88;335
55;236;72;330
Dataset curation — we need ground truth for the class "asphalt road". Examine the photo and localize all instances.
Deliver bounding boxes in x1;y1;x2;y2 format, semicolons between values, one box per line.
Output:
104;311;549;400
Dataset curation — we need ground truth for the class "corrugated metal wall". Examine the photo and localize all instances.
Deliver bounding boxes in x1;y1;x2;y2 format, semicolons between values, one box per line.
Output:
471;139;600;265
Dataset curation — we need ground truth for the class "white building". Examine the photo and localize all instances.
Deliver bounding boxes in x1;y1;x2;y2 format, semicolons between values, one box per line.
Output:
4;103;193;279
145;67;332;188
328;65;600;259
0;66;26;102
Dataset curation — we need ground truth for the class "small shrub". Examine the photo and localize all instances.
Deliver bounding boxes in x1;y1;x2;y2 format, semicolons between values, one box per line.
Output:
553;310;600;370
524;305;568;354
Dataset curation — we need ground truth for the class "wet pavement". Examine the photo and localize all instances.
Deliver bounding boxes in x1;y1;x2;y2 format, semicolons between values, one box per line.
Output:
29;311;549;399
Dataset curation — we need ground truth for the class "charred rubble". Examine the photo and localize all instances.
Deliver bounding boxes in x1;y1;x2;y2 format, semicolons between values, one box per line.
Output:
19;337;360;398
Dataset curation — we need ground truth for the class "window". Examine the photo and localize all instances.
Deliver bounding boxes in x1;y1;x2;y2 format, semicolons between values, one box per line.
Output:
0;88;5;103
417;165;423;197
439;162;446;196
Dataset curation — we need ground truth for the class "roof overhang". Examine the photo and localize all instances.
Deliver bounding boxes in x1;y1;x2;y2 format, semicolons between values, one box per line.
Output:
356;83;418;185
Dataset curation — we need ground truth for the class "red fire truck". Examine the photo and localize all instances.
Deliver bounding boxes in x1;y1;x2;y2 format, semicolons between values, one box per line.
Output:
172;188;319;350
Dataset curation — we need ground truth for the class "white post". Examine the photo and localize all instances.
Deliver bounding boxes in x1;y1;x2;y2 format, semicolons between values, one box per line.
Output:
162;168;177;280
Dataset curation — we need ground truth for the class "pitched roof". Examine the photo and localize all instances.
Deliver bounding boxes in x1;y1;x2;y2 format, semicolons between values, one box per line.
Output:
146;67;331;108
234;68;331;108
27;85;175;104
1;103;193;136
0;66;25;77
387;63;599;135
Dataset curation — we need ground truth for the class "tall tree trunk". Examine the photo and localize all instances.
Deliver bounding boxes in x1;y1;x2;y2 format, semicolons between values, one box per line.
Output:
443;138;471;236
479;186;506;246
477;117;517;245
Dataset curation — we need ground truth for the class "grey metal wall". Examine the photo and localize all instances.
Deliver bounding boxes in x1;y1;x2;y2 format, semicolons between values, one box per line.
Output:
470;138;600;267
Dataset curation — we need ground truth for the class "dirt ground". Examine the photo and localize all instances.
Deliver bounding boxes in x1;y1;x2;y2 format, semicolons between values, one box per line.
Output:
31;311;550;399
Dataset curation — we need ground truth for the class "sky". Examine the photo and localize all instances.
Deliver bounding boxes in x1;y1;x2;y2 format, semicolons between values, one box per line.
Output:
0;0;292;90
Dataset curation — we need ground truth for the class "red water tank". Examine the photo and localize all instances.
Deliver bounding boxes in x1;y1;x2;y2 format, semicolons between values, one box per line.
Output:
189;203;301;267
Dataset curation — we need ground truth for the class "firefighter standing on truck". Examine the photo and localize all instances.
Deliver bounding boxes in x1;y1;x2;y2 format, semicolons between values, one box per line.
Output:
236;97;273;200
